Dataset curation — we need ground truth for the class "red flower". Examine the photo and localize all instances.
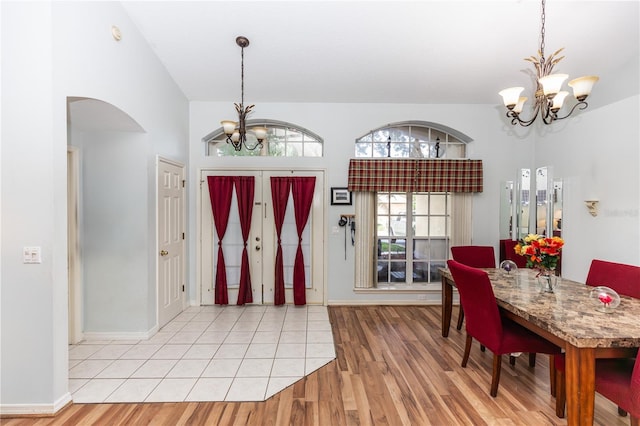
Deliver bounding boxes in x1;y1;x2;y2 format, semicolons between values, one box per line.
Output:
598;293;613;306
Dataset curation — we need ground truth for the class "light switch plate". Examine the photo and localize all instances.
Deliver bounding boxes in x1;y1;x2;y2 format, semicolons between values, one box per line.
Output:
23;247;42;264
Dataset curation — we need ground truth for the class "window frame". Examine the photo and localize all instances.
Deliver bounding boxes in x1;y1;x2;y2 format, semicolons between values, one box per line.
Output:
202;119;324;157
355;120;472;159
375;191;451;287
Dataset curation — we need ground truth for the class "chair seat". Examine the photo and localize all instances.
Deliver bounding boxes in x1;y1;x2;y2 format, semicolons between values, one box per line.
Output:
596;358;639;418
495;320;561;356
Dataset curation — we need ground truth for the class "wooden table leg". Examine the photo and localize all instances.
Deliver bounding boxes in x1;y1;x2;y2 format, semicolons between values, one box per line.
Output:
564;344;595;426
441;275;453;337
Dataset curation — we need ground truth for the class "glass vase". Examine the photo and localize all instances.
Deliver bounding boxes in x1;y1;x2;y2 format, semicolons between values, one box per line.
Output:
537;269;558;293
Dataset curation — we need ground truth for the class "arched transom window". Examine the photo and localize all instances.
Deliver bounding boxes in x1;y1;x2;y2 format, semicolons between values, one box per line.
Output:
203;119;324;157
355;121;471;159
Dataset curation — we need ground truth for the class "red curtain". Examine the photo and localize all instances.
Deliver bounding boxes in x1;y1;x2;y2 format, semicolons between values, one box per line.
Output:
234;176;255;305
291;177;316;305
207;176;234;305
270;178;291;305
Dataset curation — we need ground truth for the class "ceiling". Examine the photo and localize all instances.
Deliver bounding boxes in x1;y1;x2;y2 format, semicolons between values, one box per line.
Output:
121;1;639;105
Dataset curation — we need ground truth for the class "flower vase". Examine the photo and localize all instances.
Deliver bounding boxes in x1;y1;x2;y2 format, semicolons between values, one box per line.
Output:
537;269;558;293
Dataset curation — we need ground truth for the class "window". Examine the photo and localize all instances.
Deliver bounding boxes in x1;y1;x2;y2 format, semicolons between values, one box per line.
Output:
355;121;467;159
376;192;450;287
203;119;323;157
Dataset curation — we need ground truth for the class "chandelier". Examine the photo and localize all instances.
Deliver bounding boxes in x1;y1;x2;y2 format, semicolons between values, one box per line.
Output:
220;36;267;151
499;0;599;127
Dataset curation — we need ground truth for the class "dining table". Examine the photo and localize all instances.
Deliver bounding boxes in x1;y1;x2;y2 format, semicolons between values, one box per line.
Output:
440;267;640;426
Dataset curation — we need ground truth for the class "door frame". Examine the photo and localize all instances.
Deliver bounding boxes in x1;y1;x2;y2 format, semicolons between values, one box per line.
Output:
68;146;83;344
197;167;328;306
156;156;187;327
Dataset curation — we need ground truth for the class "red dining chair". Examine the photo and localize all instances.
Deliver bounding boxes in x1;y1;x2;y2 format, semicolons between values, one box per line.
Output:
555;259;640;418
555;356;640;424
447;260;562;397
503;239;528;268
450;246;496;331
594;357;640;425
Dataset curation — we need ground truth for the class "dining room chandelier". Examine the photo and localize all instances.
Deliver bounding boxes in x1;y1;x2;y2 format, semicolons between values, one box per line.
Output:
220;36;267;151
498;0;599;127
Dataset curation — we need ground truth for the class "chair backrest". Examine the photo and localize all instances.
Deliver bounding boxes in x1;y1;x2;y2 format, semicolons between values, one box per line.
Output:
450;246;496;268
585;259;640;298
503;239;528;268
447;260;502;350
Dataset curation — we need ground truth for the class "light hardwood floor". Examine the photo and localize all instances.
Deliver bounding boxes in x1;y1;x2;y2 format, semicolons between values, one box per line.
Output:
3;306;629;425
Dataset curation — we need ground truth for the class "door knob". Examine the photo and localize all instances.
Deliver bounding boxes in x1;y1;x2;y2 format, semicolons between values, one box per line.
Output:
160;250;168;256
255;245;261;251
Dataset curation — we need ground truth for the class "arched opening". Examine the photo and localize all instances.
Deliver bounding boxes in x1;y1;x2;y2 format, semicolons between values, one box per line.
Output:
67;97;148;343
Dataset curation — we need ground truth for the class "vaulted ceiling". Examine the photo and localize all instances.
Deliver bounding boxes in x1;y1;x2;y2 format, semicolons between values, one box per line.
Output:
121;1;639;105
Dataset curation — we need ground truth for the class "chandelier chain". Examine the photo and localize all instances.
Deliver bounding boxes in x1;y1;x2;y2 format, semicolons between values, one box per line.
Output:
540;0;546;61
240;45;245;107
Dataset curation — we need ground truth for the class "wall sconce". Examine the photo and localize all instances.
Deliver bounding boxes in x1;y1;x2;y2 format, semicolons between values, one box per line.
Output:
585;200;599;217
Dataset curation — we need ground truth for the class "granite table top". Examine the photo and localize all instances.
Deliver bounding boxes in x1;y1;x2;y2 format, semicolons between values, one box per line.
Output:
440;267;640;349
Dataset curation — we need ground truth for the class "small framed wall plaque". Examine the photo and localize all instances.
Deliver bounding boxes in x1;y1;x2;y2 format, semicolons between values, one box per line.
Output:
331;187;352;205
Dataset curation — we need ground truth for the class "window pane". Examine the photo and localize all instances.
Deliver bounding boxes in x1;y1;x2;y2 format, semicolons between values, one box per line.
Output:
287;130;303;141
388;239;406;258
356;142;372;157
268;141;286;156
373;129;389;142
377;261;389;282
413;239;428;260
411;126;429;142
414;216;429;237
372;143;388;157
430;194;447;215
391;143;411;157
429;238;448;259
305;142;323;157
413;262;428;282
390;262;406;282
413;194;428;214
430;217;447;236
430;261;446;281
287;142;303;156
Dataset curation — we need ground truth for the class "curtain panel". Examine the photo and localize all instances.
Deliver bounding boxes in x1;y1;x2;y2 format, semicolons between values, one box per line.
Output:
347;159;483;193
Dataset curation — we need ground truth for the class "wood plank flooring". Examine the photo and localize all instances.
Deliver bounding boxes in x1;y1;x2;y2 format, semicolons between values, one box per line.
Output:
3;306;629;425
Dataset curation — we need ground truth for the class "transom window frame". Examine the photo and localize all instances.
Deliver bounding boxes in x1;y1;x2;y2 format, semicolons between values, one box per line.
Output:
202;119;324;157
355;120;472;159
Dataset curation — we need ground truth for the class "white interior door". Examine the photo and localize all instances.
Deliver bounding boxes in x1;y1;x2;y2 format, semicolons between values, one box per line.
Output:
200;169;325;305
158;158;186;327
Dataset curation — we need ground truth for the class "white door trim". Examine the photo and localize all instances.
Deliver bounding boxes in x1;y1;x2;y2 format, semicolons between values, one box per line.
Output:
67;146;83;344
197;167;328;306
156;156;186;328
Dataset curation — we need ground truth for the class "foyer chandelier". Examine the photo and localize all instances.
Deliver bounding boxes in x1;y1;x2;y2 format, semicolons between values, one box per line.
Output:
220;36;267;151
498;0;599;127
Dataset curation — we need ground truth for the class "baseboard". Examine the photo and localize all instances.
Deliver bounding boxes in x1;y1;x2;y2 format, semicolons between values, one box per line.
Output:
0;392;71;417
82;324;159;341
327;299;442;306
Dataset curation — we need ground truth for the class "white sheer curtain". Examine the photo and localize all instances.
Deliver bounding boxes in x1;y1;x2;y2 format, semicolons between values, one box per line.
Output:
354;192;376;289
450;193;472;248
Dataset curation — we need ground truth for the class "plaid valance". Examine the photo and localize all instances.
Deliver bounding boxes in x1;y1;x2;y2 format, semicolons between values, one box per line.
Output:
347;159;483;193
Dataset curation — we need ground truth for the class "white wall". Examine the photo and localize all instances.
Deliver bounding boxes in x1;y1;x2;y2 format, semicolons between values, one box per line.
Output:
189;102;534;304
1;1;188;412
535;94;640;282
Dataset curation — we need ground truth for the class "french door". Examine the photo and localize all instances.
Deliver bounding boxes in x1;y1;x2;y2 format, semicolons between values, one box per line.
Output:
200;169;325;305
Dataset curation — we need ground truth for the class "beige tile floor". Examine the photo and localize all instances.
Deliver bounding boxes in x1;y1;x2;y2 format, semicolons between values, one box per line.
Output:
68;304;335;403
